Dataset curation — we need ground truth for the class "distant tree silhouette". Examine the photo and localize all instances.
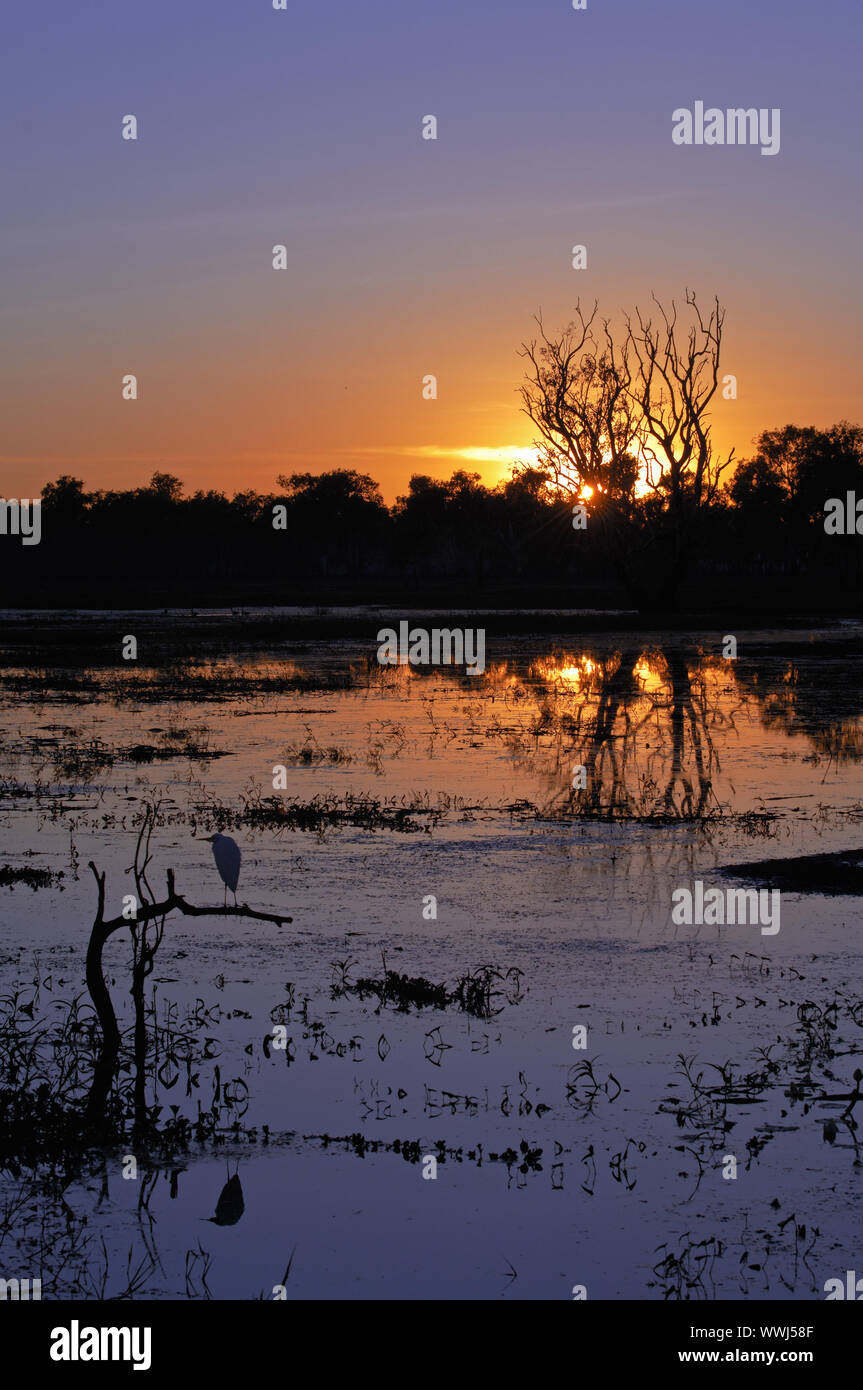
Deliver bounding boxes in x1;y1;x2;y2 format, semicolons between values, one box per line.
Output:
729;423;863;529
41;474;90;521
727;454;788;520
276;468;384;512
274;469;389;579
147;472;184;502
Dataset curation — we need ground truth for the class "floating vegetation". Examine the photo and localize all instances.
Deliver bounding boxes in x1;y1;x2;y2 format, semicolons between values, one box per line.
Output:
330;958;525;1019
0;864;64;890
282;738;353;766
346;969;449;1013
0;659;364;705
26;730;227;777
214;790;447;836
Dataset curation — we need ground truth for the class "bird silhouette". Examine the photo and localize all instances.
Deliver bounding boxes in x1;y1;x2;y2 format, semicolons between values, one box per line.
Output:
202;832;241;906
823;1119;838;1145
204;1165;244;1226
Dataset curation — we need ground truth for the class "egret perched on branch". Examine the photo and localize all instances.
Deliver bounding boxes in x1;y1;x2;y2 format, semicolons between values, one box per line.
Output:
202;832;241;905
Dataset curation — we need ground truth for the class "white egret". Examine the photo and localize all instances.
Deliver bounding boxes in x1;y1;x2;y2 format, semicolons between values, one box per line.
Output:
202;832;241;905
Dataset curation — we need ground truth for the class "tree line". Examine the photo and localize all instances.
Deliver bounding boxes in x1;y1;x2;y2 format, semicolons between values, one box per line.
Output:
4;290;862;611
1;423;859;612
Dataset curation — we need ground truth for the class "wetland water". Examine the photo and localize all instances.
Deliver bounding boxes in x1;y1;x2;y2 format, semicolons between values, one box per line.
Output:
2;614;863;1300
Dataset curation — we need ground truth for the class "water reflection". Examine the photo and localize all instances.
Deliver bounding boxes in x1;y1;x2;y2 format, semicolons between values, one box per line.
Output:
526;648;726;821
733;656;863;764
522;641;863;818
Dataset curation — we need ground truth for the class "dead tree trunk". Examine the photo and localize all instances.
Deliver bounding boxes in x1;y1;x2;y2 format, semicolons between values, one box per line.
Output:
83;862;293;1134
84;867;122;1131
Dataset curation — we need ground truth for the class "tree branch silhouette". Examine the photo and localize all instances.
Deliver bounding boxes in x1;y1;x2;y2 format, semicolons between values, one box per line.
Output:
84;859;292;1130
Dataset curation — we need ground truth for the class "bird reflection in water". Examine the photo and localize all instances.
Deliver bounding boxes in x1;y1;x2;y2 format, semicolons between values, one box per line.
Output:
204;1162;245;1226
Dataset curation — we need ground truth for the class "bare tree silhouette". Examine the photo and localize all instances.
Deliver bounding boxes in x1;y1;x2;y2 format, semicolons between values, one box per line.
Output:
520;291;733;606
84;804;292;1133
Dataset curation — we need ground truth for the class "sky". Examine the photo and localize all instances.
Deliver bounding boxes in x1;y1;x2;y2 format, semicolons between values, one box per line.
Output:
1;0;860;502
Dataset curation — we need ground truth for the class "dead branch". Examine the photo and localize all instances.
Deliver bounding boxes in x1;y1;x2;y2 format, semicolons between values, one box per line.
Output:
83;860;292;1129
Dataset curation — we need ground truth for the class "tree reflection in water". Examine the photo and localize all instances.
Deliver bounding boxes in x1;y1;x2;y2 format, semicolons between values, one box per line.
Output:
526;646;730;821
733;653;863;769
